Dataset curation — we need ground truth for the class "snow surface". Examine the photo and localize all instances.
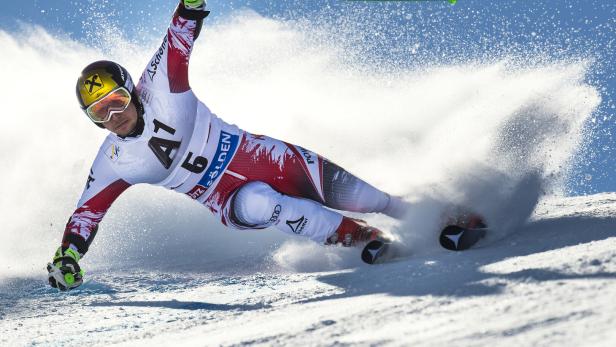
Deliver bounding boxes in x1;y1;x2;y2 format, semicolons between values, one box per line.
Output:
2;193;616;346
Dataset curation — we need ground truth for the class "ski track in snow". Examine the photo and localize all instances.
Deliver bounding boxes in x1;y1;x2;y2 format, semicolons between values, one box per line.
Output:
2;194;616;346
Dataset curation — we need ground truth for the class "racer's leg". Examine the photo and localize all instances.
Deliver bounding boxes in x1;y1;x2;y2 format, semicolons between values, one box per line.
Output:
205;133;408;246
320;159;409;219
230;181;383;246
230;181;341;243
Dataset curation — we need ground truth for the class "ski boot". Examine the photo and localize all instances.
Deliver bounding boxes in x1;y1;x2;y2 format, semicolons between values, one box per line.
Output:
326;217;389;247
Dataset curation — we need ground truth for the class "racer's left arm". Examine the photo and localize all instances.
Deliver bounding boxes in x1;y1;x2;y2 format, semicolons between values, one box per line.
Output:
139;0;210;93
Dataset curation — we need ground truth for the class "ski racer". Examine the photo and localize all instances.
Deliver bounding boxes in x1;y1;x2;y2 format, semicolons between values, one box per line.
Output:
47;0;410;291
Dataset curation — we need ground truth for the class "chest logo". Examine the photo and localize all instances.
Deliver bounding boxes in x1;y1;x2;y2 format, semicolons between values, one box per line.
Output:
106;143;121;162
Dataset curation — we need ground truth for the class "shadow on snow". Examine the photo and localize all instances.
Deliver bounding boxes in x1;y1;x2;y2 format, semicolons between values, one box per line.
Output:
87;300;269;311
302;214;616;302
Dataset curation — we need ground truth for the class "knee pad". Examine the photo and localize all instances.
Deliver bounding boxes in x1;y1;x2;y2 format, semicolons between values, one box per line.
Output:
230;181;343;243
231;181;282;228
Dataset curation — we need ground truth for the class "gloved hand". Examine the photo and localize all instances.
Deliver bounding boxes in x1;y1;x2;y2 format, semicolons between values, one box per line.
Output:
47;247;84;291
184;0;206;10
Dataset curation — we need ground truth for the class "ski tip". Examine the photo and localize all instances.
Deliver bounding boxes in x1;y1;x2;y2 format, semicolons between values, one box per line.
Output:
361;239;390;264
439;225;487;251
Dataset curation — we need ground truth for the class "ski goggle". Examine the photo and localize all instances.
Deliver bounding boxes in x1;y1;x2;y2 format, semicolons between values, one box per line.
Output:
85;87;132;123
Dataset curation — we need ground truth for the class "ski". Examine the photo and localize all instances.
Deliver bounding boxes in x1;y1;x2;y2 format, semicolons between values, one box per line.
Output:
439;225;487;251
361;224;488;264
361;238;402;264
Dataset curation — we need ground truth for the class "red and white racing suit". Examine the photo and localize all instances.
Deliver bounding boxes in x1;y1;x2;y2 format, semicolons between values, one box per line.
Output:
61;2;407;256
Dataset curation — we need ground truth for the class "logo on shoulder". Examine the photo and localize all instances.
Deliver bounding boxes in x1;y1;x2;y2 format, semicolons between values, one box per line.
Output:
139;89;153;105
106;143;121;162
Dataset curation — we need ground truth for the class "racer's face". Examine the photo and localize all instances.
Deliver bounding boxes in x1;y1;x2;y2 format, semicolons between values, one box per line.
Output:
102;101;138;137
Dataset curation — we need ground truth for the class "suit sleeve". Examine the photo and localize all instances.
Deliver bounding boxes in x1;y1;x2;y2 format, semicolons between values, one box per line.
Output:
61;150;131;256
139;2;210;93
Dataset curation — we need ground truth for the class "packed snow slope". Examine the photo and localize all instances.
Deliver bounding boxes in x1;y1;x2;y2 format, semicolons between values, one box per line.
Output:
2;194;616;346
0;5;612;347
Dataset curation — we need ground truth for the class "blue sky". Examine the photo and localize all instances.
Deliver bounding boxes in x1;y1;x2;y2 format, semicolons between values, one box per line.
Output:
1;0;615;194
